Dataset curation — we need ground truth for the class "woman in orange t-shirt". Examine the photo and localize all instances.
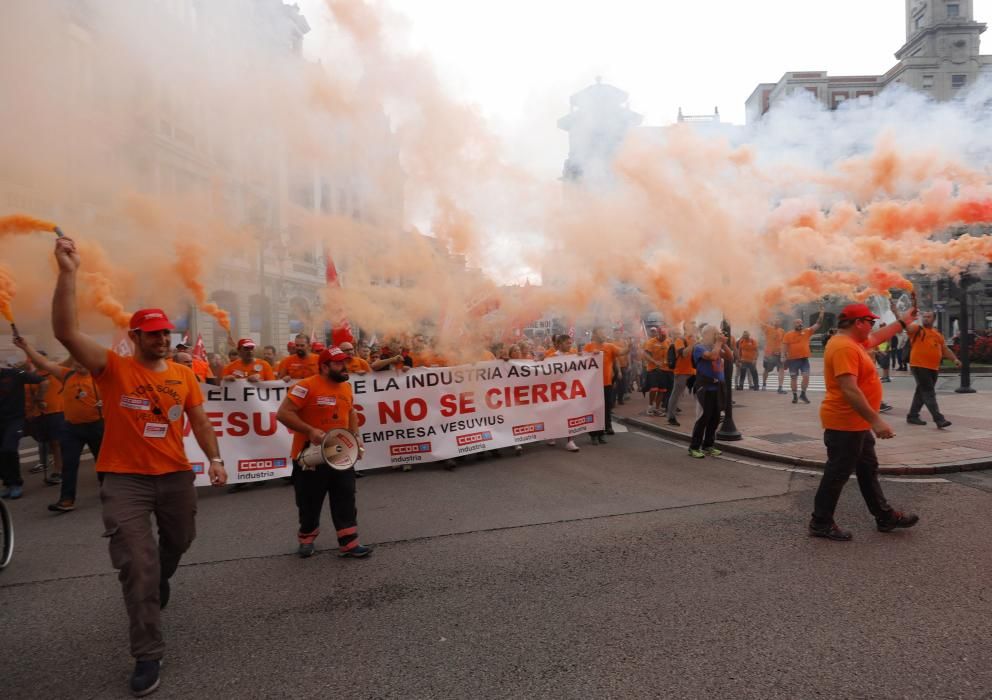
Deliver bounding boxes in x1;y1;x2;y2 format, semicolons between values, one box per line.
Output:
809;303;919;542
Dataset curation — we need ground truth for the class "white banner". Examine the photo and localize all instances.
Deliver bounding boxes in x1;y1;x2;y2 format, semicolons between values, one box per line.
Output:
184;354;605;486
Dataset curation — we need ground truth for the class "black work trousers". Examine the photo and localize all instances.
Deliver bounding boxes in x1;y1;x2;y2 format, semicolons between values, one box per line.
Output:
690;390;721;450
591;385;614;438
909;367;944;422
294;461;359;552
811;430;892;527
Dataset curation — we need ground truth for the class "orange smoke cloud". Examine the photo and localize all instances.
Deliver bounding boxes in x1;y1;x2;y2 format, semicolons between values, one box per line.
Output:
77;240;131;328
0;265;16;322
0;213;57;235
174;241;232;332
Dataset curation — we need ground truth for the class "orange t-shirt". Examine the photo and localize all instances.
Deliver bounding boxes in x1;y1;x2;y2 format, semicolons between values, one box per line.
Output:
54;367;102;425
224;357;276;381
763;325;785;355
674;337;697;376
820;335;882;432
783;327;815;360
93;350;203;475
277;354;319;380
642;338;666;371
191;358;214;383
909;327;946;371
38;371;66;415
544;349;577;358
614;340;630;369
345;356;372;374
737;337;759;363
584;342;620;386
286;375;354;456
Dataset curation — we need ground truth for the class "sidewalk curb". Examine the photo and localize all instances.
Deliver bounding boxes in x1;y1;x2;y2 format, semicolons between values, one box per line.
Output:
616;415;992;476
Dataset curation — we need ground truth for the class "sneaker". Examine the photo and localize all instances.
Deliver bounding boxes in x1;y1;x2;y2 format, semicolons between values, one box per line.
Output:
906;416;927;426
44;472;62;486
48;498;76;512
799;393;810;404
514;445;523;456
877;511;920;533
159;578;171;610
667;418;680;427
792;394;798;404
1;485;23;499
646;408;657;417
761;384;767;391
546;440;557;447
879;403;893;414
298;542;315;558
338;544;373;558
129;659;161;697
565;440;580;452
687;448;705;459
936;419;952;429
402;464;413;472
808;521;852;541
703;447;722;457
597;435;608;444
776;388;787;395
29;463;45;474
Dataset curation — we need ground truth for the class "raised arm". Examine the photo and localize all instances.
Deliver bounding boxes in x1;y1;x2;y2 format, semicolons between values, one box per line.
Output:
51;237;108;375
866;307;918;350
12;336;64;378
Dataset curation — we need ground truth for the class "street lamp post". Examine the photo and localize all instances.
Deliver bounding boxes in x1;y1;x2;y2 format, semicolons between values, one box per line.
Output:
956;274;977;394
717;321;742;442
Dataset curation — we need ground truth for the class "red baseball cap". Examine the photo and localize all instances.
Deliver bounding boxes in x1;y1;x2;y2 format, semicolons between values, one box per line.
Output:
319;347;349;364
129;309;174;332
838;303;880;322
311;341;326;353
237;338;256;349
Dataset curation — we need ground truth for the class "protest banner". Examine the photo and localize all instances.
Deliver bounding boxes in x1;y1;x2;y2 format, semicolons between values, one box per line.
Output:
184;354;605;485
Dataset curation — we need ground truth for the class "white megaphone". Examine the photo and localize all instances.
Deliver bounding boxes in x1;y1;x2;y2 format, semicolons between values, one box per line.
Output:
297;428;360;471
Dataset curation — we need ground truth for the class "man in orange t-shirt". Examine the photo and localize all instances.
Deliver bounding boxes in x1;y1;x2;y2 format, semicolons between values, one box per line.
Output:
906;311;959;428
276;347;371;559
761;321;787;394
666;328;697;427
51;236;227;697
809;303;919;541
30;354;66;485
277;334;319;381
338;341;371;374
735;331;759;391
223;338;276;382
641;327;671;417
584;327;621;444
782;305;824;404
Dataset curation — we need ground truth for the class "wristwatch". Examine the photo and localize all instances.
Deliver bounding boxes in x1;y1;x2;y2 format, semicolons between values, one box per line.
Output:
210;457;225;464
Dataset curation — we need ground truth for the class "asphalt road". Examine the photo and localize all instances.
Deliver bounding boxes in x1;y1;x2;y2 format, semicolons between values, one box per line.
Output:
3;428;992;699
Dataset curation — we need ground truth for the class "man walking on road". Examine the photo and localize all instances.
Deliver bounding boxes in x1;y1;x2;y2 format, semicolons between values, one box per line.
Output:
761;321;786;393
783;306;824;404
585;328;621;443
906;311;959;429
666;328;696;427
809;303;919;541
51;236;228;697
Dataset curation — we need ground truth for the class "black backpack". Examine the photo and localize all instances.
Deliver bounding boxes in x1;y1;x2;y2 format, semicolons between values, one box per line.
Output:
666;342;677;370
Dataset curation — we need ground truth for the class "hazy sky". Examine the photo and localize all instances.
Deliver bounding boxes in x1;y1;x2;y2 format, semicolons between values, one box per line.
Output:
301;0;992;176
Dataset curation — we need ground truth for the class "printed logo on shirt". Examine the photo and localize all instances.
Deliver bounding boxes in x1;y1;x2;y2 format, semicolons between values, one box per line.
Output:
316;396;338;406
120;396;151;411
253;364;263;372
167;404;184;422
191;462;205;474
290;384;309;399
143;422;169;439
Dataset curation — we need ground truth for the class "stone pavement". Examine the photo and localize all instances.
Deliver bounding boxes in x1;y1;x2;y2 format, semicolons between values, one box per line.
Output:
615;360;992;474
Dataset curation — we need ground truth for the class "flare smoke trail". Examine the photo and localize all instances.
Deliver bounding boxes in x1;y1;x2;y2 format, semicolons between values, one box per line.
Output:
174;242;232;333
0;214;58;236
0;265;16;323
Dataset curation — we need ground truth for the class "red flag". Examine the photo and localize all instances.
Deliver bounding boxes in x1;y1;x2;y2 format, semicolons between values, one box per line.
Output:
192;334;207;362
324;251;354;345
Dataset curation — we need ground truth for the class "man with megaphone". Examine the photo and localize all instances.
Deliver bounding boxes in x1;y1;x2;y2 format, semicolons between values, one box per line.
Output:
277;347;371;559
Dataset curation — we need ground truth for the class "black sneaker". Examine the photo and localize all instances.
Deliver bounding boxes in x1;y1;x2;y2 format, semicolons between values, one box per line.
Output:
298;543;315;558
792;394;798;404
877;511;919;533
159;578;171;611
906;416;927;426
936;419;952;429
667;418;680;427
808;521;852;541
338;544;373;558
799;393;810;404
776;388;787;395
879;403;893;414
130;660;161;697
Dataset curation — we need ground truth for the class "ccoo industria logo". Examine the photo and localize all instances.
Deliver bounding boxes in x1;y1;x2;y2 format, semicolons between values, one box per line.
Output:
512;422;545;436
390;442;433;456
238;458;288;472
456;431;493;446
567;414;595;428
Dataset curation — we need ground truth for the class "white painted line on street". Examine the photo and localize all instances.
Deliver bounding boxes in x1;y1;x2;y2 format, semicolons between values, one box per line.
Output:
630;430;949;483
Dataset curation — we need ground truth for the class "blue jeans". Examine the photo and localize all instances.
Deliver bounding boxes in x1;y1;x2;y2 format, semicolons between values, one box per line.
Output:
61;420;104;501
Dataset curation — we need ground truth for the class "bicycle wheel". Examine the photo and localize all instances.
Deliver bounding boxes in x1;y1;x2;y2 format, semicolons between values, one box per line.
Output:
0;499;13;570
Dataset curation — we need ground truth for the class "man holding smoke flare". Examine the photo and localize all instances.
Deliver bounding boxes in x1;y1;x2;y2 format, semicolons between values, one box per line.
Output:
50;235;228;697
809;302;921;541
